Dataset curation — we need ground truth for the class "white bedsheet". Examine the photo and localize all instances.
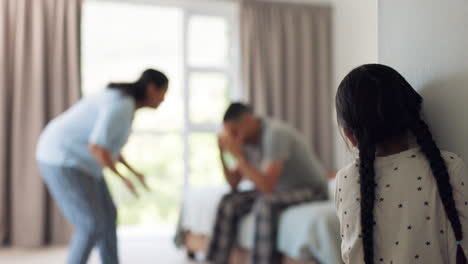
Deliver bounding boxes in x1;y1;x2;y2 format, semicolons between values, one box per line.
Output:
178;182;342;263
238;201;342;264
180;186;230;235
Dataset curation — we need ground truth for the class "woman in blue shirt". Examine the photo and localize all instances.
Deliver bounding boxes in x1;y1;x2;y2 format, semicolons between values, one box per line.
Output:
36;69;168;264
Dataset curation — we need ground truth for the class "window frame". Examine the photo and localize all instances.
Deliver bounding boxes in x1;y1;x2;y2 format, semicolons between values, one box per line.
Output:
183;5;241;190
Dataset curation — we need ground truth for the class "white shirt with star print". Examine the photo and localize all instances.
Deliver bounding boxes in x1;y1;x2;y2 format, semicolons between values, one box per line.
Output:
335;147;468;264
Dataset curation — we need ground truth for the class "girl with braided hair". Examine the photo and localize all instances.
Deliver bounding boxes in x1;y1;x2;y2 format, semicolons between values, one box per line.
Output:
334;64;468;264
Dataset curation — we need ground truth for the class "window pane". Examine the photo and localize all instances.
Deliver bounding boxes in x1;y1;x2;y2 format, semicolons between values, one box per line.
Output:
132;99;183;132
82;2;183;131
105;134;183;227
188;16;229;67
189;72;230;124
189;133;225;187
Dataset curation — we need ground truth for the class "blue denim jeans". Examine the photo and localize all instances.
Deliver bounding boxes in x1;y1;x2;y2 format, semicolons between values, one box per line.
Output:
38;163;119;264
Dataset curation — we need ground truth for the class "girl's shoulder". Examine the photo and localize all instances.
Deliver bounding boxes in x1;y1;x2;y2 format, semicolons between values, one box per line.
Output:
394;148;466;175
335;161;361;212
440;150;467;178
440;150;463;163
411;149;467;183
336;161;360;181
335;161;361;196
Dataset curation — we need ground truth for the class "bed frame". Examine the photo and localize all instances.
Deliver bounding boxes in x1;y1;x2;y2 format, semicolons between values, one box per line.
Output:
184;232;319;264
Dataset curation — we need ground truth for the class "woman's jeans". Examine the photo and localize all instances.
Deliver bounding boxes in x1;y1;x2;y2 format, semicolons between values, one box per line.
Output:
38;163;119;264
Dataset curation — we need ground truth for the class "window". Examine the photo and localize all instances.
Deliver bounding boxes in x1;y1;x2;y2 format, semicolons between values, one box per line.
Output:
82;0;240;228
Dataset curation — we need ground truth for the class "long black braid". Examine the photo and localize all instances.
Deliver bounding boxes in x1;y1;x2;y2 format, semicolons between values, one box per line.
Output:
356;133;377;264
336;64;467;264
411;118;467;263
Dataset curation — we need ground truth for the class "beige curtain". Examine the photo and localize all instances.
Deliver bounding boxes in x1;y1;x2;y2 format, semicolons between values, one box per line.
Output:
0;0;81;247
240;0;333;170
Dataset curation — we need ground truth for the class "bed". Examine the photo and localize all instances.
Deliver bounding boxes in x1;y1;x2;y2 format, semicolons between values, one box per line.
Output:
175;181;342;264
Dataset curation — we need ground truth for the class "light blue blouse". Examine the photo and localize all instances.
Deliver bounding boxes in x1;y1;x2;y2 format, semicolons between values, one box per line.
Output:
36;89;135;177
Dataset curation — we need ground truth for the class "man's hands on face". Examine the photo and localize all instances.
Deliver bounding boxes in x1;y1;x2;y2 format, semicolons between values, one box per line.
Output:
218;129;243;158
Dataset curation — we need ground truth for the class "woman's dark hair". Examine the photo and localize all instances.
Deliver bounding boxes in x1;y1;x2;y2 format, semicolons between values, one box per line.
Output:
108;69;168;102
336;64;467;264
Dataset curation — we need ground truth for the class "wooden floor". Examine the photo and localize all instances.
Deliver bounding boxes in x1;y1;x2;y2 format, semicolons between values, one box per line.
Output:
0;227;202;264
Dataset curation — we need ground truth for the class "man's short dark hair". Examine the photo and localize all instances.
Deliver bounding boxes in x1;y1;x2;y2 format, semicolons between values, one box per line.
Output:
223;103;252;122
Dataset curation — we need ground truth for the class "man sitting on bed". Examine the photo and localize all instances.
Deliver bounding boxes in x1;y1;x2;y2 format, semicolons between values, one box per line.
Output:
207;103;328;264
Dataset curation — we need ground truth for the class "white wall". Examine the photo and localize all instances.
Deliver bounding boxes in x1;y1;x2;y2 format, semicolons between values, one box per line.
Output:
379;0;468;162
331;0;378;169
261;0;378;170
